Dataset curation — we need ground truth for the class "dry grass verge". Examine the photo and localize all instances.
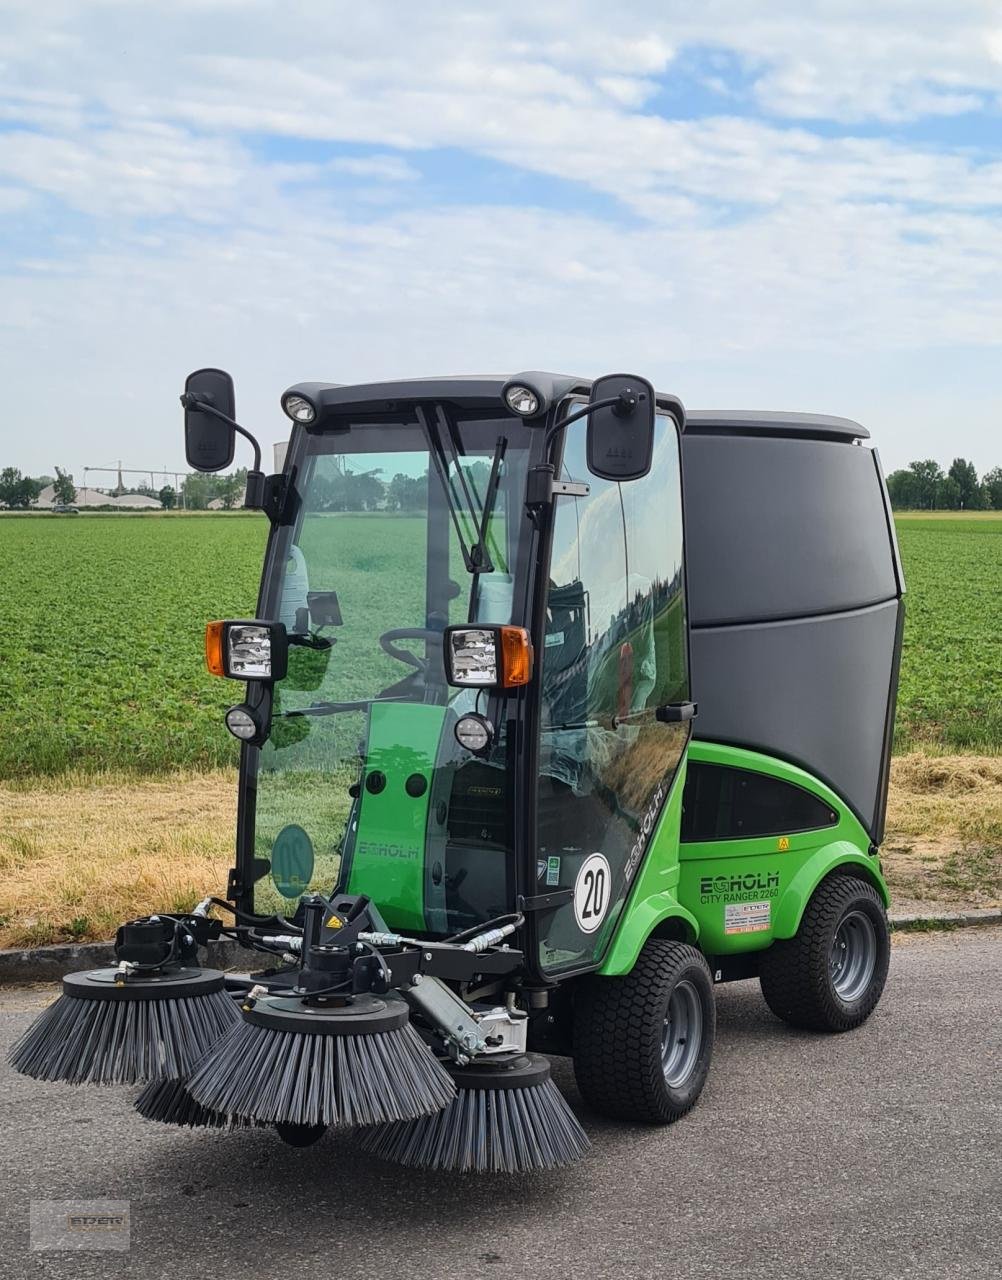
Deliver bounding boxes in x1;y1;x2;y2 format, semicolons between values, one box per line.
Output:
0;770;235;949
1;755;999;949
883;754;1002;912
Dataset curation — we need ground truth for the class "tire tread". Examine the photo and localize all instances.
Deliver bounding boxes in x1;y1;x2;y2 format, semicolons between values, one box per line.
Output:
573;940;714;1124
759;874;889;1032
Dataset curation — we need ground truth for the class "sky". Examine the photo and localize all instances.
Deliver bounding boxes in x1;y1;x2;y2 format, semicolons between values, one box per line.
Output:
0;0;1000;484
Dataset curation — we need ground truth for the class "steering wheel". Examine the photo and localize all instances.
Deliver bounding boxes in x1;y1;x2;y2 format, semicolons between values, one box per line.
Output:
379;628;441;673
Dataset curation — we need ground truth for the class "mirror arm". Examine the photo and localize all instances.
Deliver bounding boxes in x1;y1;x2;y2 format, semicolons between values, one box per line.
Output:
542;394;626;454
524;464;589;514
180;395;263;473
180;392;269;509
233;423;262;474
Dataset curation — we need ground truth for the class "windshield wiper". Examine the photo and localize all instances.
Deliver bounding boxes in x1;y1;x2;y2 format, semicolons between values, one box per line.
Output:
470;430;506;570
417;404;504;575
417;404;478;572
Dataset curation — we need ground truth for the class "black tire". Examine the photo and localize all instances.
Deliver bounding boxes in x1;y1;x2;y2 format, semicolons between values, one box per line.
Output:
274;1122;327;1147
572;940;715;1124
759;874;890;1032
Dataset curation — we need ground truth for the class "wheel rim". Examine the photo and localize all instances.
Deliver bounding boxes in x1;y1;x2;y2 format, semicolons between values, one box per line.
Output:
829;909;878;1003
661;979;703;1089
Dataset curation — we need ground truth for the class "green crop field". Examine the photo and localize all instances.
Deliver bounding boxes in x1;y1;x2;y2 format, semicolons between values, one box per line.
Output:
893;513;1002;752
1;510;1000;780
0;514;267;777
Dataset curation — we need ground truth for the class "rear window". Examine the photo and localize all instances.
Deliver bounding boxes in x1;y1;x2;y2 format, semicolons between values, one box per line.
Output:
681;763;838;842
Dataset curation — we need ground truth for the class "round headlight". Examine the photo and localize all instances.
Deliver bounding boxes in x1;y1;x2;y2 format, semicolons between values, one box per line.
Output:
283;394;317;424
225;705;259;741
454;713;493;755
504;385;540;417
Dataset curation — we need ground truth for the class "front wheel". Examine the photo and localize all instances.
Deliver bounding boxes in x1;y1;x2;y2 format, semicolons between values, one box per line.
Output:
572;940;715;1124
759;874;890;1032
274;1122;327;1147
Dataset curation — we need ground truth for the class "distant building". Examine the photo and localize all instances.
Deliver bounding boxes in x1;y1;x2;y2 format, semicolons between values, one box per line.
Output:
112;494;162;509
33;486;162;510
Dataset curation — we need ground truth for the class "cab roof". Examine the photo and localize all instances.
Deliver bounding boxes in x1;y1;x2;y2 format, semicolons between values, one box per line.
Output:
283;373;588;418
685;410;868;442
282;375;868;442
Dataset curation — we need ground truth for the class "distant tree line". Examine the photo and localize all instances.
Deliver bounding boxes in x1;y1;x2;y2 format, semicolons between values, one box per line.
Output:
5;454;999;516
885;458;1002;511
0;466;249;510
306;469;431;512
303;462;491;514
0;467;75;508
0;468;45;508
179;469;248;510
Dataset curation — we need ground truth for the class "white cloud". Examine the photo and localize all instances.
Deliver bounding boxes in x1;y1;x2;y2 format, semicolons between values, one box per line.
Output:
0;0;1000;478
326;155;420;182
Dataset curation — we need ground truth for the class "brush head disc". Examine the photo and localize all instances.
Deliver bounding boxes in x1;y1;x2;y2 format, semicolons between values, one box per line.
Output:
187;994;456;1127
61;968;228;1001
357;1052;591;1174
241;992;410;1035
8;968;239;1085
447;1053;553;1091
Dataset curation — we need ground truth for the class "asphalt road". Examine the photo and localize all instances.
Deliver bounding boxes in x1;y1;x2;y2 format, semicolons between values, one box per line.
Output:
1;928;999;1280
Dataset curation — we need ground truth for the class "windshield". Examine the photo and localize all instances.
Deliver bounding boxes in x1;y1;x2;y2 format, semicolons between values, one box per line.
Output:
249;411;536;934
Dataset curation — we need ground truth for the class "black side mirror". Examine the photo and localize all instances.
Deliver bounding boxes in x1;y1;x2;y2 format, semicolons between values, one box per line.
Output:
183;368;236;472
307;591;344;628
586;373;656;481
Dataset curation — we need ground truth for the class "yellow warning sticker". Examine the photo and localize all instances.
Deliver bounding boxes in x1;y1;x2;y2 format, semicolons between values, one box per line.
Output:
325;915;344;930
777;836;790;852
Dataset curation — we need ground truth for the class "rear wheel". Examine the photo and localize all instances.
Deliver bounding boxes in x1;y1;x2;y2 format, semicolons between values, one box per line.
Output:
572;940;715;1124
759;874;890;1032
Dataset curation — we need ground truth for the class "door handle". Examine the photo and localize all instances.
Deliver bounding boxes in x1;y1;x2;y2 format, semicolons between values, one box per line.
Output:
655;702;698;723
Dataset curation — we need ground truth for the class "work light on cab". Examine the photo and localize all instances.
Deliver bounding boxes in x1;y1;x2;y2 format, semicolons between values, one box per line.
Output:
444;625;532;689
281;394;317;424
454;713;493;755
224;704;262;742
204;619;288;682
501;374;550;419
504;384;540;416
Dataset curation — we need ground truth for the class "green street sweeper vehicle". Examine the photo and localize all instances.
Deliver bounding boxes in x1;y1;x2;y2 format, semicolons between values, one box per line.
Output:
10;369;904;1173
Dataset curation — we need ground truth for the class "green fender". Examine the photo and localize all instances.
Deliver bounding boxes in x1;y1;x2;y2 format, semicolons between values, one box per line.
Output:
772;839;890;939
599;892;700;976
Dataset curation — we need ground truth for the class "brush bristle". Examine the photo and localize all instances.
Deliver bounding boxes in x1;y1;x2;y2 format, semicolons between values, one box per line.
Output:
8;988;239;1085
358;1078;590;1173
134;1077;258;1129
186;1018;456;1127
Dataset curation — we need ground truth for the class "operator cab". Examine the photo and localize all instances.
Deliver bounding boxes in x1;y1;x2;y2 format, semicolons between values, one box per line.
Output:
184;370;691;982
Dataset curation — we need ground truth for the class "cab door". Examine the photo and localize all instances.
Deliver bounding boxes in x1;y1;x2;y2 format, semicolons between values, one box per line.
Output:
534;411;690;976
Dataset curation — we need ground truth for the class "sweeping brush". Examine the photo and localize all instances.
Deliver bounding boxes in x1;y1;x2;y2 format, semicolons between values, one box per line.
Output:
134;1079;327;1147
133;1074;271;1130
358;1052;590;1174
186;991;456;1129
9;967;239;1086
134;1076;248;1129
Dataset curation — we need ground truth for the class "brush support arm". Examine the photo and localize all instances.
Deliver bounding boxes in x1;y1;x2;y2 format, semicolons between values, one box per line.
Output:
114;913;220;972
219;895;526;1003
401;976;489;1060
